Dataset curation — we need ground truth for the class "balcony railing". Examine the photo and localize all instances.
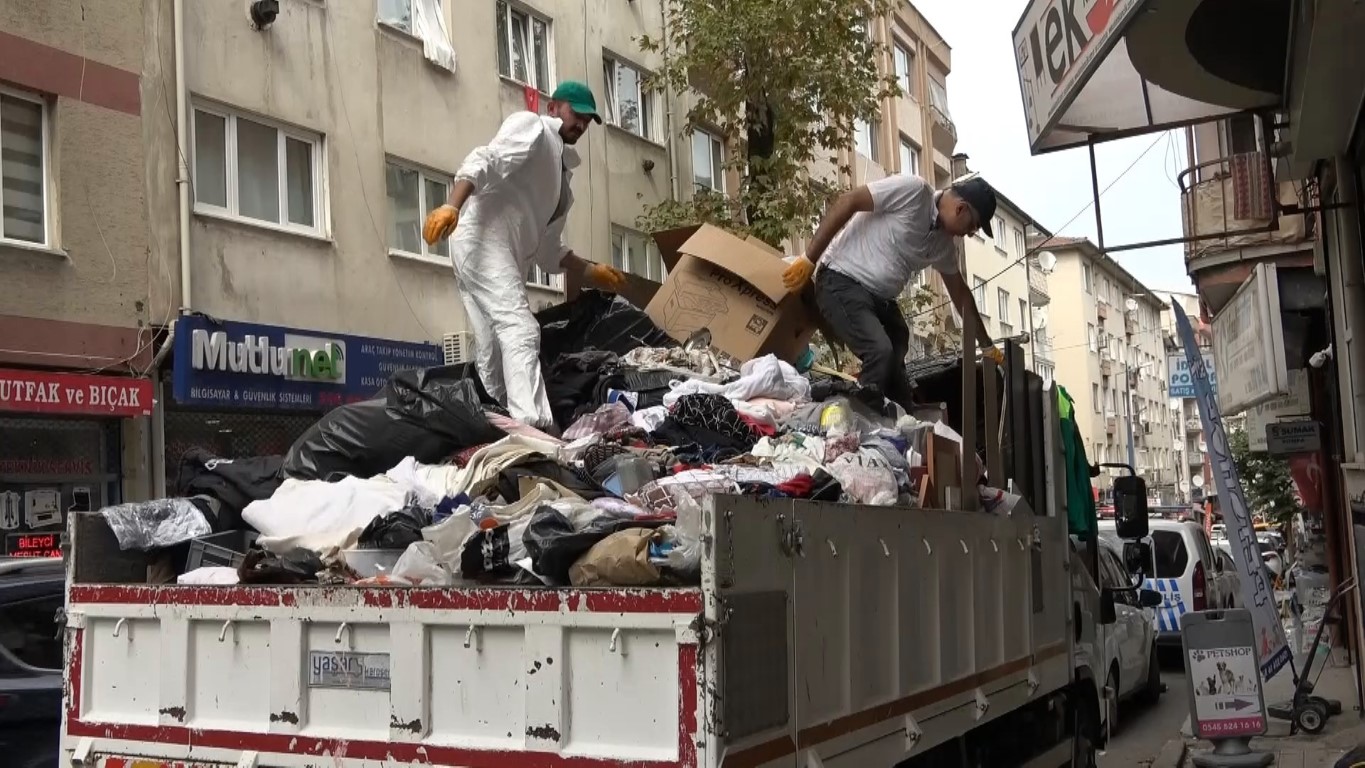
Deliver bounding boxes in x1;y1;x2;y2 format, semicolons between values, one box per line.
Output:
1124;311;1137;335
1188;453;1205;466
1178;149;1310;267
1185;418;1201;432
928;81;957;152
1027;258;1050;305
1097;300;1110;322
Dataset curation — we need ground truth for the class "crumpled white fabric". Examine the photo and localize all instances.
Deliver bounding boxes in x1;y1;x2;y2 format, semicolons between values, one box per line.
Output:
243;476;409;554
177;566;240;585
662;355;810;407
631;405;670;433
451;112;579;429
751;435;827;472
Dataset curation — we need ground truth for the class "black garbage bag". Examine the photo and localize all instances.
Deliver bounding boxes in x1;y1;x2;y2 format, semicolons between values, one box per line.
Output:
357;505;430;550
537;290;672;362
523;506;669;585
282;364;506;480
238;547;324;585
173;448;283;531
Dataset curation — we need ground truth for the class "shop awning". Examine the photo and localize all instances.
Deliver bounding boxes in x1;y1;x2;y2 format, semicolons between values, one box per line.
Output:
1012;0;1277;155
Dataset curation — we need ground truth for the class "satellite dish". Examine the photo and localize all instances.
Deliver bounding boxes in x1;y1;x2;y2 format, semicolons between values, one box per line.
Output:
1036;251;1057;273
1192;475;1205;488
1178;481;1189;492
1125;297;1138;312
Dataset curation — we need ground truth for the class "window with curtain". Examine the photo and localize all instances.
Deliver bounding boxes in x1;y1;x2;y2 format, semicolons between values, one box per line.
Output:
385;159;451;262
691;130;724;192
0;90;47;245
496;1;551;91
193;104;323;234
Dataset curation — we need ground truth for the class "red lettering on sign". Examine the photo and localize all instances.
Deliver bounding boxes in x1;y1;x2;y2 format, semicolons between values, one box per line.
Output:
0;368;152;418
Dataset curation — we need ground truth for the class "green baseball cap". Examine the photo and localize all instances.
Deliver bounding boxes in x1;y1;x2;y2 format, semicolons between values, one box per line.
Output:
550;81;602;124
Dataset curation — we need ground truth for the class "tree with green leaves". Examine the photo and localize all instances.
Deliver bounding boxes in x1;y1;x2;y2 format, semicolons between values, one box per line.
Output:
1228;427;1301;526
636;0;900;247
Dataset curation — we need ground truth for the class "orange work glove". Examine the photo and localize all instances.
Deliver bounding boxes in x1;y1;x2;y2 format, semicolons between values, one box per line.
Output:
585;263;627;292
983;345;1005;366
782;256;816;292
423;205;458;246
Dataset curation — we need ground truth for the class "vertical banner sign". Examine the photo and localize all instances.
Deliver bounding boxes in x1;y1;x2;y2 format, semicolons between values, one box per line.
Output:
1172;300;1291;679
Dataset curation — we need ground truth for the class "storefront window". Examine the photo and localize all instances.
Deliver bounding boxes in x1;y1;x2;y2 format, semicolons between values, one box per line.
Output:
0;416;119;556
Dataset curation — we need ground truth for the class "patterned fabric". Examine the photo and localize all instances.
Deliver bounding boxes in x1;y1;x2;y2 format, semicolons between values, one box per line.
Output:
581;442;629;475
671;394;755;445
1231;152;1272;220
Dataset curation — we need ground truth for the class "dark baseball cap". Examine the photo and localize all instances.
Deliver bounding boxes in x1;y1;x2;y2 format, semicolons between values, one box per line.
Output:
952;176;998;237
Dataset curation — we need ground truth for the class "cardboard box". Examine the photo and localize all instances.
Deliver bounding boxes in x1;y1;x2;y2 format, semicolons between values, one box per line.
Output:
646;225;817;362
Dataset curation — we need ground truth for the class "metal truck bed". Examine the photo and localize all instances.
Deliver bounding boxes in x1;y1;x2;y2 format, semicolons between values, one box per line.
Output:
61;495;1072;768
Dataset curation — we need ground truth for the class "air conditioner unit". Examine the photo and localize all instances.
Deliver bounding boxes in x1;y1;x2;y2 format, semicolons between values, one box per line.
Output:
443;331;474;364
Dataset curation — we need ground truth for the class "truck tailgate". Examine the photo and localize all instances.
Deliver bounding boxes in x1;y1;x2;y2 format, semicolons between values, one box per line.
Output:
64;584;703;767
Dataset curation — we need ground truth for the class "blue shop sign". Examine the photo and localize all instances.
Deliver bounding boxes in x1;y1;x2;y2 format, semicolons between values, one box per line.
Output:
172;316;443;410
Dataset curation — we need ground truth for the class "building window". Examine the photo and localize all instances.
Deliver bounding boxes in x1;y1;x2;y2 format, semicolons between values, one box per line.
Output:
496;1;552;91
1227;114;1258;155
604;57;657;141
893;42;915;100
972;275;987;313
611;226;664;281
999;322;1014;338
898;135;920;176
997;288;1010;322
928;78;950;117
0;89;48;246
1018;298;1028;329
385;159;450;262
378;0;443;38
1013;226;1025;256
1082;262;1093;292
854;118;880;162
524;264;561;290
992;218;1006;249
691;129;724;193
192;104;324;235
1092;383;1101;413
1088;323;1098;352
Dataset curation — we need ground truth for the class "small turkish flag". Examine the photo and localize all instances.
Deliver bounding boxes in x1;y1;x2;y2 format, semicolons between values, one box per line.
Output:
524;86;540;113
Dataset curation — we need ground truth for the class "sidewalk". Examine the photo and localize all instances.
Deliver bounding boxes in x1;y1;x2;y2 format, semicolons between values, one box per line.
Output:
1163;652;1364;767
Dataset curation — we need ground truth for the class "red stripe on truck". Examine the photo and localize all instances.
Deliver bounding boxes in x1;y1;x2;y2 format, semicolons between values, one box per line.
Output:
68;584;705;614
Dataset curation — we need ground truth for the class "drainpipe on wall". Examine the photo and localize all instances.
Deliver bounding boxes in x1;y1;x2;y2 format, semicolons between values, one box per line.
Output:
659;0;679;203
148;0;193;498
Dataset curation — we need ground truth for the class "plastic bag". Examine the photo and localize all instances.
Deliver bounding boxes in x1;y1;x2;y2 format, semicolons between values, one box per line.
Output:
569;528;661;587
358;505;430;550
282;364;505;481
653;524;701;583
101;498;212;551
391;541;454;586
537;290;672;362
523;506;660;585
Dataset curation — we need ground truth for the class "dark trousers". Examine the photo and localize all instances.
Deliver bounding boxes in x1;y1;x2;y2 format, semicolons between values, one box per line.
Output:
815;270;914;409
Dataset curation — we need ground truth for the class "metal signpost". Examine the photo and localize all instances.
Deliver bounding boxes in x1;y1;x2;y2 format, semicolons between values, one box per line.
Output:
1182;609;1272;767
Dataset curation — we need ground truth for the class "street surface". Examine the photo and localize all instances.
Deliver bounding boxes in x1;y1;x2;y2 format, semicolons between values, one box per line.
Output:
1099;661;1191;768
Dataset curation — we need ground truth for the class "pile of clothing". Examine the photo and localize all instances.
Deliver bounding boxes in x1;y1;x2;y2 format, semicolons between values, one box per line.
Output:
106;291;1021;591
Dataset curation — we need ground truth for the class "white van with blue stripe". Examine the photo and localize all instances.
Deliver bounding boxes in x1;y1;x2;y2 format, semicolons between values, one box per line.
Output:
1100;519;1235;645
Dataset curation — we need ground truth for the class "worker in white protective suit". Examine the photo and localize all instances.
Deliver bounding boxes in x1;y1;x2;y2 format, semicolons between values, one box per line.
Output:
423;81;626;430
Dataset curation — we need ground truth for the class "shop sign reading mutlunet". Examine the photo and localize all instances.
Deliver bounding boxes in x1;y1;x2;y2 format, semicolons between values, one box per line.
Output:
172;316;443;410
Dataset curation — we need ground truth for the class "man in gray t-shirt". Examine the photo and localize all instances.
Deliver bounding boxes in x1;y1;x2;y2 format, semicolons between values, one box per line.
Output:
782;174;1002;410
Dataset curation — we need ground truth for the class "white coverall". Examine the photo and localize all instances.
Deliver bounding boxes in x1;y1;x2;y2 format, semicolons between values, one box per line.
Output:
451;112;577;429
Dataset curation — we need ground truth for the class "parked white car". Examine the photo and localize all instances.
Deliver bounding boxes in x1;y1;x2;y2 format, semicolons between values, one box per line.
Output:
1093;538;1163;733
1101;519;1236;645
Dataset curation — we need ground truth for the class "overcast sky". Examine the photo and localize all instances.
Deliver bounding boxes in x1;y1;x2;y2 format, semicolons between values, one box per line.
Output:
914;0;1196;294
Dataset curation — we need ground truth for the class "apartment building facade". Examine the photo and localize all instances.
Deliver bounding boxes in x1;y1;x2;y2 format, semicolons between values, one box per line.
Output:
1156;290;1214;506
1037;236;1177;501
147;0;688;490
0;1;162;539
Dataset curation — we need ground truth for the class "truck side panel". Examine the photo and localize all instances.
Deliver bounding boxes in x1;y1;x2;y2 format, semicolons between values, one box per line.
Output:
63;586;704;768
703;497;1073;768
